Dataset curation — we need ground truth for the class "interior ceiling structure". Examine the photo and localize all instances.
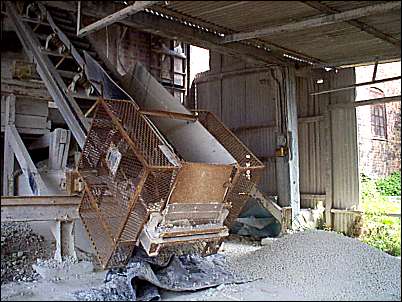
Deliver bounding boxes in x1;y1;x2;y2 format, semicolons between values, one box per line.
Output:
43;1;401;68
151;1;401;67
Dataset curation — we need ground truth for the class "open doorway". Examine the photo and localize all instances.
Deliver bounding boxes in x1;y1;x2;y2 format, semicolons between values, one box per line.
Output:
355;61;401;256
189;45;210;86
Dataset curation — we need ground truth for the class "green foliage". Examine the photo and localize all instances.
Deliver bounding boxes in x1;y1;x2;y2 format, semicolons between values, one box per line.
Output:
361;213;401;256
375;171;401;196
360;173;401;256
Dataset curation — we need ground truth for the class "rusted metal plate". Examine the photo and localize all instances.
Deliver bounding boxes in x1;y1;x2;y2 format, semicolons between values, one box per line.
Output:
169;163;234;204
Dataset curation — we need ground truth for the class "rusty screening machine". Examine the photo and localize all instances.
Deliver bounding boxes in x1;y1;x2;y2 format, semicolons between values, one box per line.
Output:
77;59;264;269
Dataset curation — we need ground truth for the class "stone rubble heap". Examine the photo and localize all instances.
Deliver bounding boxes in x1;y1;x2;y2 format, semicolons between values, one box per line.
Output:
1;222;51;284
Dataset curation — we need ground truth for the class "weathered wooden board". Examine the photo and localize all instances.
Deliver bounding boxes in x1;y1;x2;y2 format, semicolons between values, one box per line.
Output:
1;113;49;132
1;97;48;117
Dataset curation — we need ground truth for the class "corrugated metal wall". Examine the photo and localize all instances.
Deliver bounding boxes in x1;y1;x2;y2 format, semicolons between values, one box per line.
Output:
296;75;329;208
195;60;279;195
328;69;361;234
195;54;330;200
194;53;360;233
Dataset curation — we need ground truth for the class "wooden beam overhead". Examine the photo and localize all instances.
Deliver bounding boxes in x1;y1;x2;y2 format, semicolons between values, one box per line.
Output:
330;95;401;109
222;1;401;43
76;1;161;37
311;76;401;96
303;1;401;49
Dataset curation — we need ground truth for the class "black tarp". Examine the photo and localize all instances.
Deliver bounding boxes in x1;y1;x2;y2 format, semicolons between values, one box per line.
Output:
72;248;243;301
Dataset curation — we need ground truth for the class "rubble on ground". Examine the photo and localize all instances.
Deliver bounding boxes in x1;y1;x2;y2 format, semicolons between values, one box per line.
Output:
33;257;94;282
222;230;401;301
1;222;52;284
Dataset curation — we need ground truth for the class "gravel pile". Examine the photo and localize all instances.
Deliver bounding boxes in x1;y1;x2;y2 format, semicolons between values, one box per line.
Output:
1;222;52;284
221;230;401;301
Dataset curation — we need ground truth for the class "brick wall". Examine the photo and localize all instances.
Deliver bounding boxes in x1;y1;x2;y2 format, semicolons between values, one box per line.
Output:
356;62;401;179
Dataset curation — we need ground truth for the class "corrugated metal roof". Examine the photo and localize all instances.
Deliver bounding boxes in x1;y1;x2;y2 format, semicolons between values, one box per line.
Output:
152;1;400;67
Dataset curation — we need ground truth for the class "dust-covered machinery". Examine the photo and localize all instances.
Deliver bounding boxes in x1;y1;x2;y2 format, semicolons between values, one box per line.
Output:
77;59;264;269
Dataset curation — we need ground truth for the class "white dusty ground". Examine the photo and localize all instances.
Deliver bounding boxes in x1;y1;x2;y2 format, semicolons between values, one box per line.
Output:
1;230;401;301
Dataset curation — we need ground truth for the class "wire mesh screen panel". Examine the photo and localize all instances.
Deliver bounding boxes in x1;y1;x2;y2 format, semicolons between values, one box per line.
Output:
104;99;176;168
224;167;263;228
141;170;177;212
195;110;264;168
79;190;114;266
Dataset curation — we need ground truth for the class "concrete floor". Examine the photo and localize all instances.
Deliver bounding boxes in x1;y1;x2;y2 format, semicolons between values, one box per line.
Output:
1;274;305;301
1;233;400;301
0;238;302;301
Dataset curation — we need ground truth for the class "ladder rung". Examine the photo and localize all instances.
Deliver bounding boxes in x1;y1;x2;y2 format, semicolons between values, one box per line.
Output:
68;93;100;101
58;70;78;79
40;48;73;59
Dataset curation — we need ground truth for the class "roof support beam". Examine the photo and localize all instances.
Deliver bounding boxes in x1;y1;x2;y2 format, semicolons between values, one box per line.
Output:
222;1;401;43
76;1;161;37
311;76;401;96
330;95;401;109
303;1;401;49
43;1;287;65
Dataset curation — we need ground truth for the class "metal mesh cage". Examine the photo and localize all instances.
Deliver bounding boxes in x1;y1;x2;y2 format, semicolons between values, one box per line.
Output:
78;99;178;268
78;99;264;268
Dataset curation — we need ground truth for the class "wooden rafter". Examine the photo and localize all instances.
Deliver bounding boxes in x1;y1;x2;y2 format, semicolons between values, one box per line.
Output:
303;1;400;49
76;1;161;37
222;1;401;43
43;1;287;66
311;76;401;96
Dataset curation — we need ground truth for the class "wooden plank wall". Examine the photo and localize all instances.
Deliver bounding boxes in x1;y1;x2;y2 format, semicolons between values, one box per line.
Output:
1;96;49;134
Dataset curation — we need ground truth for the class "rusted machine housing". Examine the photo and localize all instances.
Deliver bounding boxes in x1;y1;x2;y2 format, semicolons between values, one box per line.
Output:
77;65;264;268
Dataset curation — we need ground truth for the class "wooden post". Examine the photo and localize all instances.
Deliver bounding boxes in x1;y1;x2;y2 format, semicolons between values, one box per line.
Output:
275;67;300;226
76;1;161;38
7;125;48;195
49;128;71;170
286;67;301;225
3;95;16;196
